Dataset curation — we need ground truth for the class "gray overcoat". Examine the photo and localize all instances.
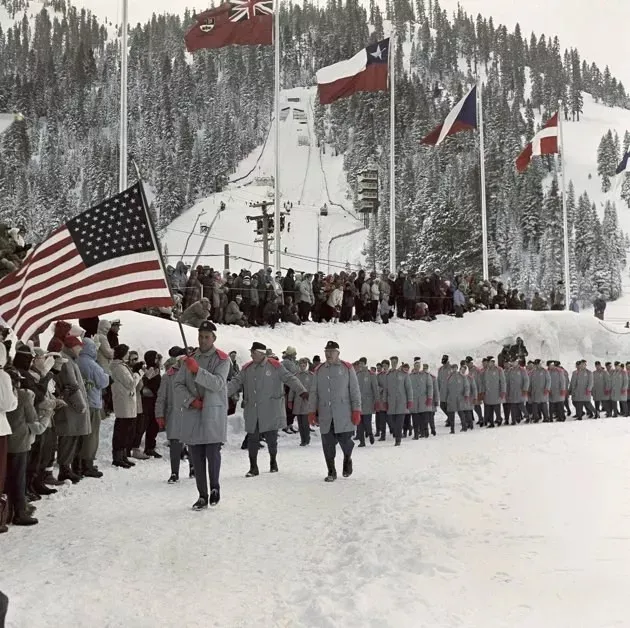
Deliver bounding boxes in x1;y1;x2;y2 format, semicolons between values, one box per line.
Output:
288;370;313;415
506;367;529;404
54;349;90;437
175;347;230;445
529;367;551;404
410;371;431;413
156;363;184;440
610;369;627;403
548;368;567;403
569;369;594;402
357;367;379;414
481;366;506;405
592;369;611;401
383;369;413;415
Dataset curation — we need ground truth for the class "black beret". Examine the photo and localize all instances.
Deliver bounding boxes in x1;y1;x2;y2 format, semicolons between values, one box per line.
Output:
198;320;217;333
325;341;339;350
251;342;267;352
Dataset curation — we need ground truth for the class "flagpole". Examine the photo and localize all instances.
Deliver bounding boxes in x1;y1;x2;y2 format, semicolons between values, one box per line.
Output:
477;80;489;281
558;105;571;310
119;0;128;192
389;31;396;275
132;162;190;349
273;0;281;272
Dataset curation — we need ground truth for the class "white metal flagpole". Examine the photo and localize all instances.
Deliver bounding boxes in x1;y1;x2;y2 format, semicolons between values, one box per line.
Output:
558;106;571;310
389;32;396;275
273;0;281;272
477;80;489;280
119;0;128;192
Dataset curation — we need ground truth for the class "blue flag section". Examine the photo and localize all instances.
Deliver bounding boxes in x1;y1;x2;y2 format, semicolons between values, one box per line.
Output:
421;85;477;146
615;151;630;176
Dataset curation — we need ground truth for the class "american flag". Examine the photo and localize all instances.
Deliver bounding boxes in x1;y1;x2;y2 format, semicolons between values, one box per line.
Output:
229;0;272;22
0;183;173;342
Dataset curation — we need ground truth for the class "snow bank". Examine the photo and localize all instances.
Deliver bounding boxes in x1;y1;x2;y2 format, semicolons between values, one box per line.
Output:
69;309;630;369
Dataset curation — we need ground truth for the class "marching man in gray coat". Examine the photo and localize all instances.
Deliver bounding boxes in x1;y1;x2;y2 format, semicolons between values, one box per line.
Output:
410;360;433;439
383;356;413;445
569;360;595;420
175;321;231;510
592;361;611;417
356;357;379;446
480;357;505;427
308;341;361;482
288;357;313;446
529;359;551;423
227;341;307;477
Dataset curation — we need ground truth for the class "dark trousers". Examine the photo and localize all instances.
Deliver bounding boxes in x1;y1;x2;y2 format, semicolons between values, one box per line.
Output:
483;404;502;427
358;414;373;444
143;398;159;452
27;435;43;483
5;451;27;514
40;426;58;471
507;403;523;424
550;401;565;421
474;404;483;423
426;412;436;435
370;301;378;321
131;413;146;450
411;412;422;437
403;414;412;435
80;408;101;463
0;436;7;500
57;435;79;467
297;415;310;445
285;388;295;427
375;411;387;435
464;410;474;429
388;414;404;443
532;402;550;422
298;301;311;322
112;418;135;454
573;400;595;419
169;439;182;476
564;398;571;415
248;426;278;464
0;589;8;628
321;421;354;462
404;299;415;319
190;443;222;498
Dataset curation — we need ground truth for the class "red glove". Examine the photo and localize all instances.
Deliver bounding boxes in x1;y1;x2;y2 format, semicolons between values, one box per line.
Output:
191;398;203;410
500;393;506;401
586;390;592;397
351;410;361;426
308;413;318;426
184;357;200;374
156;417;165;430
287;402;293;410
478;392;485;401
374;401;381;412
407;401;413;410
544;389;550;396
522;390;529;397
426;397;433;406
383;403;388;412
605;389;611;395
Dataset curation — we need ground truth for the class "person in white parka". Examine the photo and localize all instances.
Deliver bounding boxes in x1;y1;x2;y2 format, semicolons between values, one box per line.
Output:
0;343;19;533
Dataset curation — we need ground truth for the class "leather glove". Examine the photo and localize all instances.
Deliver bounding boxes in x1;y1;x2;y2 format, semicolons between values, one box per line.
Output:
351;410;361;426
426;397;433;406
299;391;309;400
184;357;200;374
191;398;203;410
156;417;165;430
308;413;317;426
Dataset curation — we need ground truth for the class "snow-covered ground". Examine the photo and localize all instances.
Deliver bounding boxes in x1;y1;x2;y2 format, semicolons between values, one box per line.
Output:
6;310;630;627
163;87;367;275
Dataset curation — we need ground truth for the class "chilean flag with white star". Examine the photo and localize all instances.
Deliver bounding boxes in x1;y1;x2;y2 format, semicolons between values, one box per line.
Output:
316;39;389;105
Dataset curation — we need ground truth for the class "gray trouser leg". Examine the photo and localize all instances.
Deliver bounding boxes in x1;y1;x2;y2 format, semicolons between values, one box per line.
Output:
169;439;182;476
80;408;101;463
190;444;208;499
57;436;79;467
207;443;221;490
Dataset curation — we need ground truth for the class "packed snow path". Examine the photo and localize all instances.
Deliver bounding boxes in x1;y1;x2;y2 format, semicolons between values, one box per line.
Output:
5;417;630;627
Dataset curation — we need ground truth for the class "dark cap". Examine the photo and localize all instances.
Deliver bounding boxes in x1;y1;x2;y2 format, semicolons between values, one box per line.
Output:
534;359;541;365
250;342;267;352
325;341;339;350
168;346;186;358
390;356;399;361
359;357;367;364
414;356;421;362
198;320;217;333
465;356;473;363
312;355;321;363
460;359;467;367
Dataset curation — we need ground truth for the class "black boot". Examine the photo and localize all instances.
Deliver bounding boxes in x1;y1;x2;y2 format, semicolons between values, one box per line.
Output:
209;488;220;507
42;471;65;486
246;454;259;477
325;460;337;482
168;473;179;484
122;454;136;467
112;450;131;468
270;454;278;473
369;434;375;445
32;476;57;495
82;463;103;478
59;465;82;484
13;509;38;526
342;455;353;478
192;496;208;511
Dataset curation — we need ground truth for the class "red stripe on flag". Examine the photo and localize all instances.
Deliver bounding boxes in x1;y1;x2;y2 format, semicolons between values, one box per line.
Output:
15;279;170;340
539;136;558;156
5;260;162;324
318;64;388;105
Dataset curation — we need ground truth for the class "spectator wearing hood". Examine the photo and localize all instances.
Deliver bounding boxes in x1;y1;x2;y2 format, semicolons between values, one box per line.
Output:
76;339;109;478
107;320;121;349
282;269;296;302
181;298;211;328
140;351;163;459
0;343;18;533
171;261;189;296
298;273;314;322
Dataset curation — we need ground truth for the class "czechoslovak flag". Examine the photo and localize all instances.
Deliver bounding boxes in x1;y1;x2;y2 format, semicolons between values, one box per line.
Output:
421;85;477;146
516;113;559;173
316;39;389;105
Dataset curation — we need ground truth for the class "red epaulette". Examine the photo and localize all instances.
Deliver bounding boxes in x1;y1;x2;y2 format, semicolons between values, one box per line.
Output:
242;361;253;370
267;358;281;368
341;360;353;369
313;364;322;373
215;348;229;360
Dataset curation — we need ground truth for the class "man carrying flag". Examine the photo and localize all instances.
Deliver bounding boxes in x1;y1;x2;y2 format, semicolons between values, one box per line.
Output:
421;85;477;145
515;113;559;172
316;39;390;105
184;0;273;51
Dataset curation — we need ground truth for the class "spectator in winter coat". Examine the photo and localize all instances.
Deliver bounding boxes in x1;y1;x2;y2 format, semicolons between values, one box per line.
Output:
181;298;211;328
340;284;355;323
225;296;247;326
140;351;163;460
282;269;296;302
403;276;416;319
288;358;313;446
370;279;381;320
0;343;18;532
107;320;121;349
183;270;203;309
298;274;314;322
110;344;142;469
171;261;189;296
95;320;114;375
76;339;109;477
263;297;280;329
531;292;545;311
593;294;606;320
324;283;343;322
569;296;580;313
453;288;466;317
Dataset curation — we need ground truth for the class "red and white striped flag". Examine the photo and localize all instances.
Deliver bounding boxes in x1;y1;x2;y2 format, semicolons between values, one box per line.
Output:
0;183;173;341
516;112;559;172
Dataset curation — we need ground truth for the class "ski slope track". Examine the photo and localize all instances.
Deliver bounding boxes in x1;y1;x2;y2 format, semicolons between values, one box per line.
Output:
5;310;630;627
163;87;367;275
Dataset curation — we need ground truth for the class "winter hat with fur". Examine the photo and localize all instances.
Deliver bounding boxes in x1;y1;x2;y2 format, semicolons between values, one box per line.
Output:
64;335;83;350
47;320;72;352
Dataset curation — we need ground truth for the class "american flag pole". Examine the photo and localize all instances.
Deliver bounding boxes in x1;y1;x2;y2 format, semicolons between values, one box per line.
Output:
131;160;190;350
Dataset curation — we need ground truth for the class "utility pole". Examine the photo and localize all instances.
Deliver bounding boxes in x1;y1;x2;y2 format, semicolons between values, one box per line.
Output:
224;244;230;275
247;200;287;269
